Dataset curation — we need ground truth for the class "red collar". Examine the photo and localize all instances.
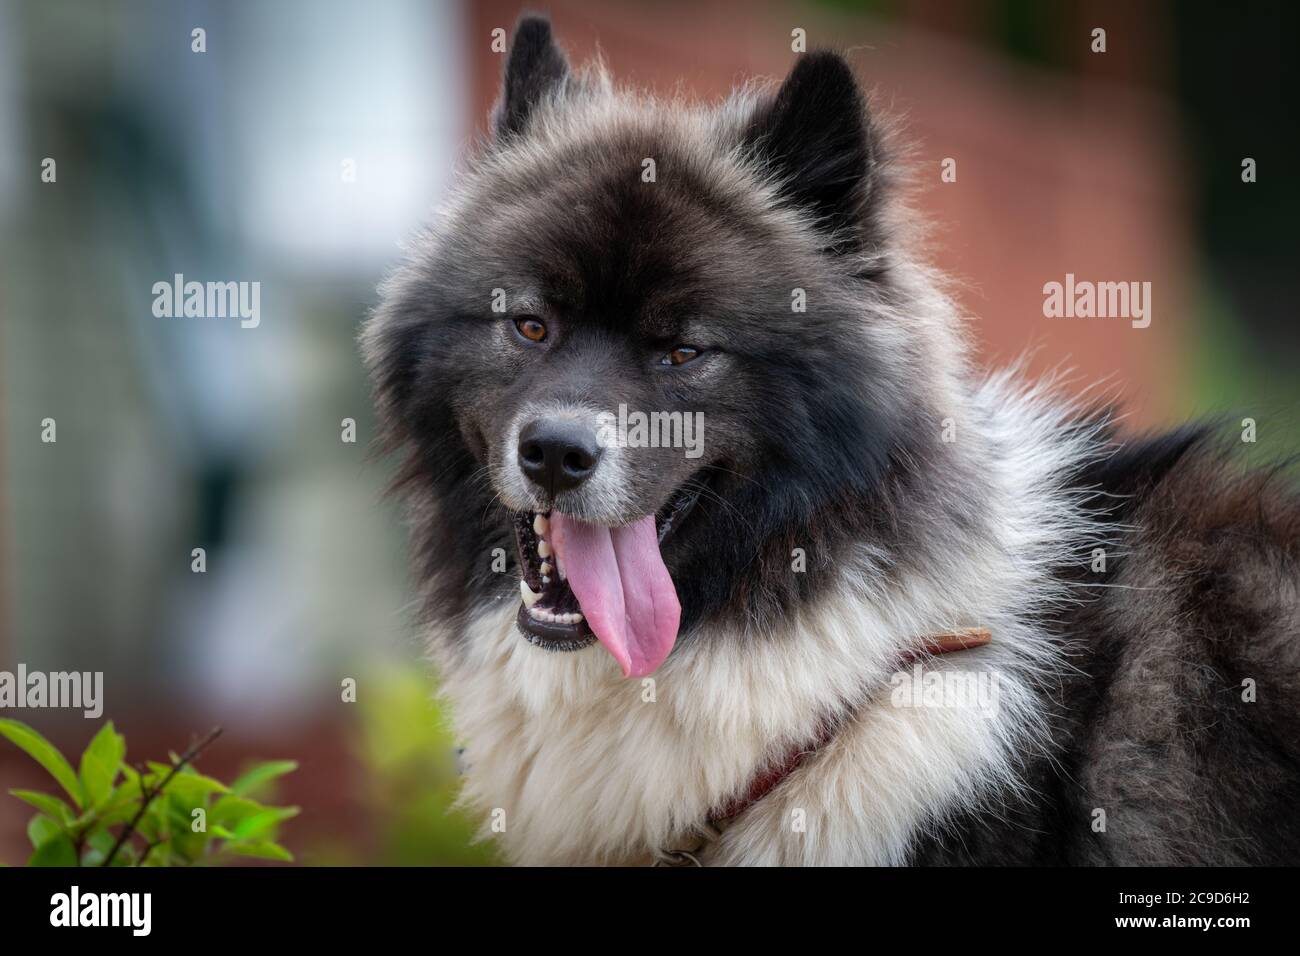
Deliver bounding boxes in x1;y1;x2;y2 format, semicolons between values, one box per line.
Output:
710;627;991;824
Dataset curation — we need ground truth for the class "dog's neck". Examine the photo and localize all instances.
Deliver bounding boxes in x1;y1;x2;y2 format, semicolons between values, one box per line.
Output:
434;372;1105;864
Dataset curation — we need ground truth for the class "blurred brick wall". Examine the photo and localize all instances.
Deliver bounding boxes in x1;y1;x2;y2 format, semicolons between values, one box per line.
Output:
465;0;1193;426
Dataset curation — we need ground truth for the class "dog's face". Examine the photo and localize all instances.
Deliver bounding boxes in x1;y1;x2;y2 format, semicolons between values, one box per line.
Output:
367;18;915;676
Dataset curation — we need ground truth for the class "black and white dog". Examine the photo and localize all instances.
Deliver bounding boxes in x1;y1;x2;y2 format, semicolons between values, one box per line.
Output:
364;17;1300;865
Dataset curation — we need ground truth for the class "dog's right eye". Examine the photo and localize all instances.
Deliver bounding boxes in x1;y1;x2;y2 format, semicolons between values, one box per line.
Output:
514;316;547;343
660;346;701;366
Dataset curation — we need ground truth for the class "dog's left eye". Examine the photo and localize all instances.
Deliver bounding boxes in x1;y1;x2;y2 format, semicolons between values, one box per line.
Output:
514;316;547;343
661;346;702;366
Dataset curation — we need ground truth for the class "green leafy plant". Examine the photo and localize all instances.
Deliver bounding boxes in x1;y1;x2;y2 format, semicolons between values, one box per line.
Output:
303;667;497;866
0;719;299;866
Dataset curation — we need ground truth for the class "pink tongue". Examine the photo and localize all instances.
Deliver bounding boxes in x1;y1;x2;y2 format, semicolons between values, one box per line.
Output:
549;513;681;678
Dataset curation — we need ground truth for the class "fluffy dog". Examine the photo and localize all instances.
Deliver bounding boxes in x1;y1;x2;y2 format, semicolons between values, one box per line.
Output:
364;16;1300;865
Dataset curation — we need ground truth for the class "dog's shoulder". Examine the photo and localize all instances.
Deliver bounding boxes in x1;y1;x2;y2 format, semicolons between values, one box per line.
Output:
909;427;1300;865
1110;428;1300;631
1081;423;1300;605
1075;428;1300;863
1079;423;1211;509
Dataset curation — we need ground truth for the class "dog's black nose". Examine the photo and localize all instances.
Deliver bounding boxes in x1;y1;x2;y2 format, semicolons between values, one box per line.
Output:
517;420;601;494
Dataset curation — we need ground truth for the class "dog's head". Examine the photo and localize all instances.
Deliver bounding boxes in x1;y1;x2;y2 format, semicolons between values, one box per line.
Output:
366;17;934;676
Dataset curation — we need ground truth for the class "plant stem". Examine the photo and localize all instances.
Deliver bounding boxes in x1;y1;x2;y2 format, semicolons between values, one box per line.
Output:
101;726;223;868
136;838;167;867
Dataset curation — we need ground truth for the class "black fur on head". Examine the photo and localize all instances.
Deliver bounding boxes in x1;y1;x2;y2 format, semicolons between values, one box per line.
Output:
365;16;953;648
493;14;570;140
744;51;883;258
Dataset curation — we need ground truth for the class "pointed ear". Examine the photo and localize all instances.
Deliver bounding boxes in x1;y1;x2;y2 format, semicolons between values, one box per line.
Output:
494;15;569;140
744;52;879;254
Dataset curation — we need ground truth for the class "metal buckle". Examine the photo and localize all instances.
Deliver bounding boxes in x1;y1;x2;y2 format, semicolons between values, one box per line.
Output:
652;848;702;867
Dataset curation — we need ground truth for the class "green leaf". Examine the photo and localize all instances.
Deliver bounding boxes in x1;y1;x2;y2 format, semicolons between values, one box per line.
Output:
78;722;125;808
9;790;75;825
139;759;227;814
79;828;117;866
27;813;62;850
165;772;229;805
223;840;293;862
147;796;173;835
110;843;140;867
29;830;78;867
136;811;161;844
210;795;264;828
101;780;143;806
96;773;146;823
0;719;84;807
232;806;300;841
165;792;209;862
230;760;298;797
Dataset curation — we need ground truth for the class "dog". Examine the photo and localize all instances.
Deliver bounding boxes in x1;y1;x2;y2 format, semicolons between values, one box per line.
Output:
363;16;1300;865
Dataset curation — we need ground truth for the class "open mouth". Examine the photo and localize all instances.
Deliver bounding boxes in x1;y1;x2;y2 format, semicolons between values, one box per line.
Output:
513;476;706;676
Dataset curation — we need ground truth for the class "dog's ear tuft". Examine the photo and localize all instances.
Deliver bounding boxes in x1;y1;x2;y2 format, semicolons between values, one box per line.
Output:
745;52;879;254
494;15;569;141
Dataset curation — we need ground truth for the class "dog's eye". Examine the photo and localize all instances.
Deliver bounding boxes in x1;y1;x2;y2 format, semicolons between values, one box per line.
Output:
514;316;547;343
661;346;701;366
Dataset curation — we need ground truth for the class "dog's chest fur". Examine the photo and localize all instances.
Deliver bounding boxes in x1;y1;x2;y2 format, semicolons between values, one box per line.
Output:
440;599;1048;865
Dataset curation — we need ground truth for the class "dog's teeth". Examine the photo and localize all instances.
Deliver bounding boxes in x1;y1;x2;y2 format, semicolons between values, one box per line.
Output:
520;579;542;608
556;552;566;581
539;561;552;576
533;513;549;536
538;539;552;558
525;603;582;627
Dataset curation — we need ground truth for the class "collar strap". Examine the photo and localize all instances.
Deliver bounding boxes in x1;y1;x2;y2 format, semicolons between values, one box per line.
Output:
709;627;991;824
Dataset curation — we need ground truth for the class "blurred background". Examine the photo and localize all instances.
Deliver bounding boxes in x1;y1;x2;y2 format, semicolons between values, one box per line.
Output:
0;0;1295;865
